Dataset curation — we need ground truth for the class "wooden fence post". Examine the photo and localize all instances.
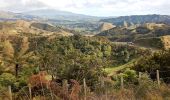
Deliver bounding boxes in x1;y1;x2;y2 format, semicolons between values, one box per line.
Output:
157;70;160;86
8;86;12;100
62;80;68;95
46;83;49;89
121;75;124;89
83;78;87;100
28;84;32;100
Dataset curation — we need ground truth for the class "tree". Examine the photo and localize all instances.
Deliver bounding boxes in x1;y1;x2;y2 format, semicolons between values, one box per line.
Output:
2;37;38;78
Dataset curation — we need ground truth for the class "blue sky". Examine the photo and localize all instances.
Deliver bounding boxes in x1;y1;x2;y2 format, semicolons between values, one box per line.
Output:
0;0;170;16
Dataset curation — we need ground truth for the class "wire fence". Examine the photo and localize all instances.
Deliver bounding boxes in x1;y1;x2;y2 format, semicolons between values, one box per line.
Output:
0;70;170;100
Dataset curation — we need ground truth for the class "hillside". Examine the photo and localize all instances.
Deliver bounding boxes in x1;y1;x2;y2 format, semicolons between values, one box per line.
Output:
134;36;170;50
161;35;170;49
100;14;170;26
98;22;116;32
96;23;170;42
134;37;163;49
96;26;136;42
0;20;74;36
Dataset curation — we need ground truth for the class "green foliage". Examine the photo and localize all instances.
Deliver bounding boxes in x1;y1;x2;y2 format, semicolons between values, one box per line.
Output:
0;34;149;92
112;69;138;87
102;45;112;57
134;50;170;82
31;35;148;90
123;69;138;83
0;73;16;87
134;50;170;71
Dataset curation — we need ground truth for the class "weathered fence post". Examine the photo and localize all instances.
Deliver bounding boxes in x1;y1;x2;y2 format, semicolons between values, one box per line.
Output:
46;83;49;89
8;86;12;100
62;79;68;95
28;84;32;100
83;78;87;100
157;70;160;86
121;75;124;89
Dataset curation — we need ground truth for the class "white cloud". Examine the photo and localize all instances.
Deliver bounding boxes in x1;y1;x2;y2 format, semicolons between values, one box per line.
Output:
0;0;10;8
0;0;170;16
0;0;47;12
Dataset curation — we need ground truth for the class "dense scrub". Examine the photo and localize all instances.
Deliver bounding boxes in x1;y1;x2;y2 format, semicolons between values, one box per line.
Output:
30;35;147;87
134;50;170;83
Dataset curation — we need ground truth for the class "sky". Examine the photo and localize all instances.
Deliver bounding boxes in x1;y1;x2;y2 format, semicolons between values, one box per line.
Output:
0;0;170;16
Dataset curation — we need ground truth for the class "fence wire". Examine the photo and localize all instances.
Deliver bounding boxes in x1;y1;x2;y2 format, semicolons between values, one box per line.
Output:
0;70;170;100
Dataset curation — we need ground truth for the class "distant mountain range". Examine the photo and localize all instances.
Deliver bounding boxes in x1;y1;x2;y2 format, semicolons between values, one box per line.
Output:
0;9;102;22
0;11;40;21
100;14;170;26
23;9;101;22
1;10;170;24
1;10;170;35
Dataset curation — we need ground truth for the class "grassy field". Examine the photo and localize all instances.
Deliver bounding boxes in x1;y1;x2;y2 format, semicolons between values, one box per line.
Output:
105;58;140;76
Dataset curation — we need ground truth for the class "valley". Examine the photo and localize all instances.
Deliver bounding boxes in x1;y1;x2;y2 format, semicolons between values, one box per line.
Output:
0;9;170;100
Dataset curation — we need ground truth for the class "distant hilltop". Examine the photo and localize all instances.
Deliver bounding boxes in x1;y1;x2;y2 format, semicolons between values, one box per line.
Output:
100;14;170;26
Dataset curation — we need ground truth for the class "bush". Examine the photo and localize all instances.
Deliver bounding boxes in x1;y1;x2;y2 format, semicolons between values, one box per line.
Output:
123;69;138;84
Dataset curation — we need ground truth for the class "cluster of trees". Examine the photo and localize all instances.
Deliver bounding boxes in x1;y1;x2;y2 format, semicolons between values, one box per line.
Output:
0;35;147;90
